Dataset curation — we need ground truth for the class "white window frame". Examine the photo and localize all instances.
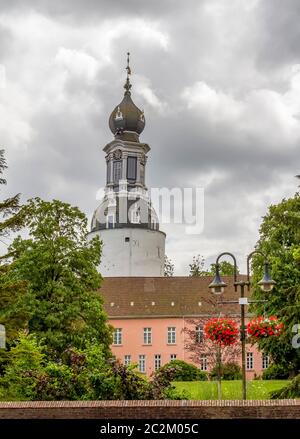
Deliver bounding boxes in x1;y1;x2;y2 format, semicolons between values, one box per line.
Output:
262;353;270;370
170;354;177;361
154;354;161;371
143;327;152;345
113;160;122;183
196;325;204;343
113;328;122;345
246;352;254;370
200;355;208;371
124;355;131;366
138;355;146;373
167;327;176;344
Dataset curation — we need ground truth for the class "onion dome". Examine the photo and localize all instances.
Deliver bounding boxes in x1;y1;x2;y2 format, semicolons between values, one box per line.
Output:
109;53;145;142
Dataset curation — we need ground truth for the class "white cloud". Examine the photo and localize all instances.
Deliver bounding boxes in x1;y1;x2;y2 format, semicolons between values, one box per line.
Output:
55;48;99;82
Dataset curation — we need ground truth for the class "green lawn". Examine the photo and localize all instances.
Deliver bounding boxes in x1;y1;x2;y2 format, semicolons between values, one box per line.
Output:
173;380;290;400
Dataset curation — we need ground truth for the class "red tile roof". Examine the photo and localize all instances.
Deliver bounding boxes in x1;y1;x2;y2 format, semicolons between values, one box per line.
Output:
99;276;251;319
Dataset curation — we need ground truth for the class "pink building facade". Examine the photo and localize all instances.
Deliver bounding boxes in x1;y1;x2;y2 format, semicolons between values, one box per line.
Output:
100;276;270;379
109;317;267;379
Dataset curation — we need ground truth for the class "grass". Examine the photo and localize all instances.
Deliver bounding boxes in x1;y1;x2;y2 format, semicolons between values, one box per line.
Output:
173;380;290;400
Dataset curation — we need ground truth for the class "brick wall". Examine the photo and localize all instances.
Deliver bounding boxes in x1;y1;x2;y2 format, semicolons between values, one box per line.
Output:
0;400;299;419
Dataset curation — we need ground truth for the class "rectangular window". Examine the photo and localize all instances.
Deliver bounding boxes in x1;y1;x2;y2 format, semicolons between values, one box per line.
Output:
200;355;208;371
167;327;176;344
106;160;112;184
138;355;146;373
196;325;204;343
124;355;131;366
247;352;254;370
140;163;145;184
262;353;270;370
113;160;122;183
143;328;152;345
113;328;122;345
170;354;177;361
107;215;114;229
127;156;137;181
154;354;161;371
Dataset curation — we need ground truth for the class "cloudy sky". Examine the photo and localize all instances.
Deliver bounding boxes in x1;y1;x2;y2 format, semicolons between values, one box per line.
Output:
1;0;300;274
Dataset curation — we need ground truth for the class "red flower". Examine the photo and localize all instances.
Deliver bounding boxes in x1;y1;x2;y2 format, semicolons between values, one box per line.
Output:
204;317;239;346
247;316;283;339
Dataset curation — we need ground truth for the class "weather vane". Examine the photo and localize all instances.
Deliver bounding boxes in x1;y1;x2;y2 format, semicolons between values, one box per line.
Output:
126;52;131;77
124;52;132;95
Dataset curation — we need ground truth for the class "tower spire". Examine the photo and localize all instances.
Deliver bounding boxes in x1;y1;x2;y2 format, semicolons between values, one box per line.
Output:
124;52;132;95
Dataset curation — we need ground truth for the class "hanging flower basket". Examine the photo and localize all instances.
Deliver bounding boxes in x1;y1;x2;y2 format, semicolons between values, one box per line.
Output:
247;316;284;339
204;317;239;346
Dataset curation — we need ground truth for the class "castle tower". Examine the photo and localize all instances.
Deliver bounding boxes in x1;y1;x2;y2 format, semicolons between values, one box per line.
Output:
89;54;166;276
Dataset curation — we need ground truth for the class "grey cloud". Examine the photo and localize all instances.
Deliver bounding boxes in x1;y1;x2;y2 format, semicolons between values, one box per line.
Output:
256;0;300;69
1;0;300;275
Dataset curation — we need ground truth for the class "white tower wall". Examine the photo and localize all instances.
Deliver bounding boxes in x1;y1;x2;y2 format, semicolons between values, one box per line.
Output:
89;228;165;277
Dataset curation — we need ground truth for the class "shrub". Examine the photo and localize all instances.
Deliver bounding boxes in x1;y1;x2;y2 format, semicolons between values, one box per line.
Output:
159;360;207;381
262;363;290;380
270;374;300;398
210;362;242;380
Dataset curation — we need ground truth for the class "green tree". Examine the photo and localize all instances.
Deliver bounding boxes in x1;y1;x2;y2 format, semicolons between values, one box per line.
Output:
189;255;237;277
251;193;300;376
189;254;210;276
0;149;23;239
164;255;174;277
0;333;182;401
0;150;26;343
210;261;238;276
6;197;112;358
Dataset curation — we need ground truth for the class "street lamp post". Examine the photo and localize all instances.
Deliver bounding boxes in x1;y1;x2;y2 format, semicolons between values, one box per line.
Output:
208;251;276;400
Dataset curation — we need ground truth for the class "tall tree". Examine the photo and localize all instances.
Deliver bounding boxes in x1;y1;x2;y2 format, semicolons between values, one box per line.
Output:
7;197;112;358
0;150;26;343
189;255;236;277
164;255;174;277
251;193;300;376
0;149;22;239
189;254;209;277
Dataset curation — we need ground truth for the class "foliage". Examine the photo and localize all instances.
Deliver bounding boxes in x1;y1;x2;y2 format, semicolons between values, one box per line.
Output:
0;149;23;239
164;255;174;277
250;193;300;374
0;150;27;343
0;333;182;401
262;363;291;380
158;360;207;382
210;362;242;380
184;318;242;375
189;255;209;276
270;374;300;399
247;316;284;339
5;197;112;358
189;255;236;277
0;332;45;400
210;261;238;276
205;318;239;346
